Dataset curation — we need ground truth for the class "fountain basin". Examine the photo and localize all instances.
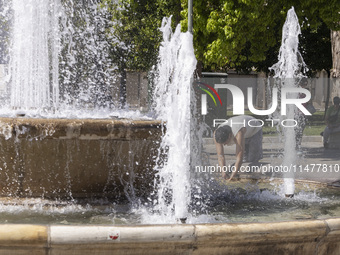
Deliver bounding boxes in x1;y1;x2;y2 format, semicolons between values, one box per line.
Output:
0;117;162;199
0;178;339;255
0;218;339;255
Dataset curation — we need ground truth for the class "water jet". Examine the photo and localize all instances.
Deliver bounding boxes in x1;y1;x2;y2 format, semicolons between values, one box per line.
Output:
0;2;339;255
270;7;307;197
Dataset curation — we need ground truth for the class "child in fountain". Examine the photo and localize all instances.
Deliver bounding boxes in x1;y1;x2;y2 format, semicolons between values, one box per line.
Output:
214;115;263;181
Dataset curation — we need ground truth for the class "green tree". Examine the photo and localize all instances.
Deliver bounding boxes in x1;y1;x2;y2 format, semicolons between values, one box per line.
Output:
300;22;332;75
180;0;221;74
102;0;181;107
59;0;116;108
181;0;339;74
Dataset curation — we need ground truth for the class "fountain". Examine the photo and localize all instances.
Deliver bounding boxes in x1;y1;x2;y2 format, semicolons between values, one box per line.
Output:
0;0;162;200
9;0;59;110
0;2;339;255
269;7;307;197
149;16;197;223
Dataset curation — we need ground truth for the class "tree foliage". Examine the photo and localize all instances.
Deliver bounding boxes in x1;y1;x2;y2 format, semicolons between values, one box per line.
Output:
300;22;332;75
102;0;338;75
59;0;116;107
181;0;339;73
102;0;181;72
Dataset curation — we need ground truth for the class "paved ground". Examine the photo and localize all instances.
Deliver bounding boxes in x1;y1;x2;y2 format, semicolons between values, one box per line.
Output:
202;135;340;186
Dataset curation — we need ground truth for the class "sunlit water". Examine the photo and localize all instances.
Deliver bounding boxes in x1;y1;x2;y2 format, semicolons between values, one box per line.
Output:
0;2;338;226
1;182;340;224
0;0;149;119
270;7;307;195
148;16;197;222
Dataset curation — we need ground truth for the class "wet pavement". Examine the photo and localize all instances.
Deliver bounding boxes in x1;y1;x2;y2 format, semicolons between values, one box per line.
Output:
202;135;340;185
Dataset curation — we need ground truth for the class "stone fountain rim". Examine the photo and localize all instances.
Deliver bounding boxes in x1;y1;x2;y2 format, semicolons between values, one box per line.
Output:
0;217;339;254
0;180;339;254
0;116;163;126
0;116;164;140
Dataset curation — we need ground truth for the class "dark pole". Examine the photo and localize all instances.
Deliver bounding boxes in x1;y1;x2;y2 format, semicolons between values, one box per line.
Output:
188;0;193;33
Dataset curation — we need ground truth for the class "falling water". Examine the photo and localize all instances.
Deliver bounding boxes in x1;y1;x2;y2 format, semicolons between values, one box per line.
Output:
10;0;60;110
1;0;118;117
152;17;197;221
270;7;307;196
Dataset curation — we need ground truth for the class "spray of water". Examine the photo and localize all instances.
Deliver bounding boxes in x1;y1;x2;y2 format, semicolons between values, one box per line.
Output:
270;7;307;196
0;0;148;119
9;0;60;110
152;17;197;222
